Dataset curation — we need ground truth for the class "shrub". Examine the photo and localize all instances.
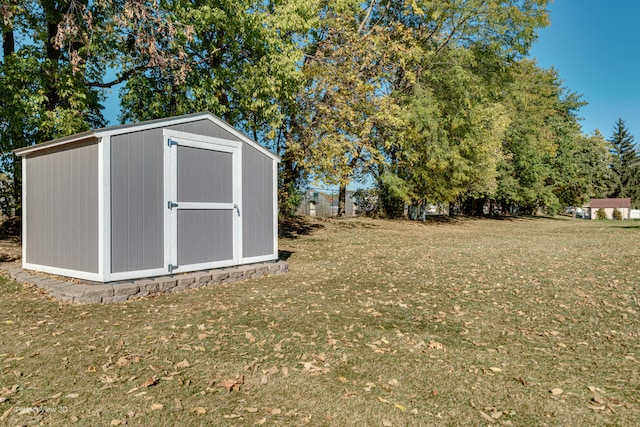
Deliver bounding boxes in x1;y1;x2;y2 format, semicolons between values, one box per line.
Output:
612;208;622;220
596;208;607;220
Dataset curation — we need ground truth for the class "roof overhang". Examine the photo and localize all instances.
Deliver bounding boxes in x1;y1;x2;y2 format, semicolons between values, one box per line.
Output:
14;112;281;162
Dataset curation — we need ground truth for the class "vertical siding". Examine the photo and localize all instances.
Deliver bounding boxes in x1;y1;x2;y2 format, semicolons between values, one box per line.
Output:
25;140;99;273
111;129;163;273
242;145;275;258
177;146;233;203
177;210;233;265
166;119;241;141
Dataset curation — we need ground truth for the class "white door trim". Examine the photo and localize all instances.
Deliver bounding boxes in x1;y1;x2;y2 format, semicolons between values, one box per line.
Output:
163;130;242;274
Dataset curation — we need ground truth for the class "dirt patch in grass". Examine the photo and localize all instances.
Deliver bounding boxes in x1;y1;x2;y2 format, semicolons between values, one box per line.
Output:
1;217;639;425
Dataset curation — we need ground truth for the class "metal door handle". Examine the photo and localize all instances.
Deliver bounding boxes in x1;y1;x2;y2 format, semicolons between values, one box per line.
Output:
234;204;240;216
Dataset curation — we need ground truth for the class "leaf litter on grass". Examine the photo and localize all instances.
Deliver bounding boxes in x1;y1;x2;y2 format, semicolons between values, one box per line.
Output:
0;217;639;425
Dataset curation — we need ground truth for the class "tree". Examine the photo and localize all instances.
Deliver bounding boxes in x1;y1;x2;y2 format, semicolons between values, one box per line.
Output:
608;118;639;204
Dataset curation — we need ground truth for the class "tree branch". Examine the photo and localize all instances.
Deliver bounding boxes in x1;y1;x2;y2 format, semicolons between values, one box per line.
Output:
85;65;145;88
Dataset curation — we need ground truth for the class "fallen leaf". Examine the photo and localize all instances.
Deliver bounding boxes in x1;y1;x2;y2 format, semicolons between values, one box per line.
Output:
382;420;392;427
271;408;282;415
141;377;158;388
255;417;267;425
218;376;244;392
388;379;400;387
245;407;259;413
394;403;406;412
588;386;605;393
377;396;391;404
491;411;503;419
550;388;563;396
428;341;445;350
191;407;206;415
174;398;183;410
116;357;130;367
176;359;190;369
489;367;502;373
261;375;268;385
479;411;494;422
1;407;13;422
65;393;80;399
150;403;163;410
110;420;125;426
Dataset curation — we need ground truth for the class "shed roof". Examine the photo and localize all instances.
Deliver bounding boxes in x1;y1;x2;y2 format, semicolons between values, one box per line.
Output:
587;198;631;209
14;112;280;161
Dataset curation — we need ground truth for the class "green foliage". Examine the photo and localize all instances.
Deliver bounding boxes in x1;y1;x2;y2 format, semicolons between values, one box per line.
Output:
612;208;622;220
608;118;639;206
596;208;607;220
0;0;620;221
352;188;379;217
278;179;303;218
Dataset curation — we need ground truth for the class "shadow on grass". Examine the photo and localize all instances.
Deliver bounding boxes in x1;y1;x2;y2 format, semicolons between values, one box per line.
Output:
278;250;294;261
278;216;324;239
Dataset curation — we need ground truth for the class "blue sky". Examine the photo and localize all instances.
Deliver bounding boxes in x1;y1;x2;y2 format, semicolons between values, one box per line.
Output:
529;0;640;140
103;0;640;143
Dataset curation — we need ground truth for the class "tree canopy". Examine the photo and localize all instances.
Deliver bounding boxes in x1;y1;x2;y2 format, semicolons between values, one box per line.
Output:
0;0;625;217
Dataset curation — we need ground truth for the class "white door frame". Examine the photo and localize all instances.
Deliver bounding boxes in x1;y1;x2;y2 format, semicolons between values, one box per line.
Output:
163;129;243;274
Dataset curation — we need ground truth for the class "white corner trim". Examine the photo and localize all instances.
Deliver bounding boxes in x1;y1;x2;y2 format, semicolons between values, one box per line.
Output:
21;157;27;267
273;159;279;257
98;135;112;282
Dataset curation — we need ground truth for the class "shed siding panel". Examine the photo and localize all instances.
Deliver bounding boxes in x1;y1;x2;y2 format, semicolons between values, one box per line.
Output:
166;119;241;142
111;129;164;273
177;210;233;265
177;146;233;203
242;145;274;258
25;140;99;273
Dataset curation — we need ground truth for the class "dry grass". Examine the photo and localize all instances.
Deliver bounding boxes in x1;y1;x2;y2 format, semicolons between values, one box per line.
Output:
1;216;639;426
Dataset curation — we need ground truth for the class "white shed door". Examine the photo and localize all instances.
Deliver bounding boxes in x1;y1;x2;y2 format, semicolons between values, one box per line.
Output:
165;131;242;274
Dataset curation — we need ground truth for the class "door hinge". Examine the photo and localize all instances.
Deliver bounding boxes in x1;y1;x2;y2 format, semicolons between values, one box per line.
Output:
168;264;176;273
168;201;179;210
167;138;178;147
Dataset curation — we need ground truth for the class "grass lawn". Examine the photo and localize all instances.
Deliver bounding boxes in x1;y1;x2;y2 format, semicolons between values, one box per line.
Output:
1;216;639;426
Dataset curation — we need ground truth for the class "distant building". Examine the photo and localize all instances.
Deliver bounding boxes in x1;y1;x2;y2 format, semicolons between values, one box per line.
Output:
296;188;359;217
585;198;631;220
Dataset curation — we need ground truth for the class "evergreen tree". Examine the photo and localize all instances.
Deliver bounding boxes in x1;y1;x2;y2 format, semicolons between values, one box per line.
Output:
608;118;639;205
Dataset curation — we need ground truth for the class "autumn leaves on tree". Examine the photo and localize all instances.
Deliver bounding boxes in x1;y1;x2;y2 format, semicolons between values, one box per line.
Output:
0;0;633;216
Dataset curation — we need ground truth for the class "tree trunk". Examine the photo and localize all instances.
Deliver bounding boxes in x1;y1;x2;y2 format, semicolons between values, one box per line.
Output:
3;28;14;60
338;184;346;216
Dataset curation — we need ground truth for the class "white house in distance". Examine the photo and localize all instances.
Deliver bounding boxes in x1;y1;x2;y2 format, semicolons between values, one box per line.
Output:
585;198;631;220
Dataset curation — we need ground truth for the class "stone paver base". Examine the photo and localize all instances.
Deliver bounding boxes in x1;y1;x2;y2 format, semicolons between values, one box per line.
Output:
9;261;288;304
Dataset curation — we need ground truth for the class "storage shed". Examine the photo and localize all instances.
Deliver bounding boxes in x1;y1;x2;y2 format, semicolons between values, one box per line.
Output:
15;112;280;282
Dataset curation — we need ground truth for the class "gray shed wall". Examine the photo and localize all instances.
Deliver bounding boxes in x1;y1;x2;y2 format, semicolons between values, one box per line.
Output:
110;128;164;273
242;145;275;258
25;140;99;273
110;119;246;274
166;120;241;142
